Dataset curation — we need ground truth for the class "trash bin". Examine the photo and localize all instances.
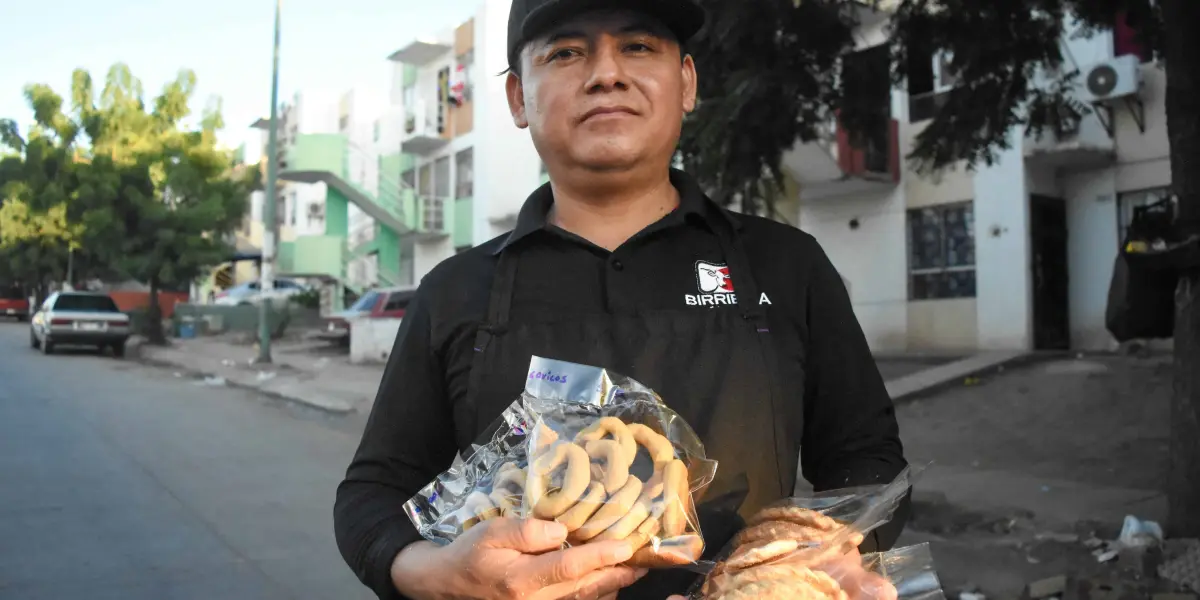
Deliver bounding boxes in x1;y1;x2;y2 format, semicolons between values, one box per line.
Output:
178;320;196;339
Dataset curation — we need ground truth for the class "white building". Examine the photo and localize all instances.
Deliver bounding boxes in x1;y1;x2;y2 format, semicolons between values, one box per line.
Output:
386;0;544;274
790;8;1168;352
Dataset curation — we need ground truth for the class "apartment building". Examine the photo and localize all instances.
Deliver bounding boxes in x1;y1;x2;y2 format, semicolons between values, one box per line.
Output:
791;8;1168;353
385;0;544;273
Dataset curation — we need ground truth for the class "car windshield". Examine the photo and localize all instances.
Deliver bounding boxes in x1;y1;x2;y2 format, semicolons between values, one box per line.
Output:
53;294;119;312
348;291;380;312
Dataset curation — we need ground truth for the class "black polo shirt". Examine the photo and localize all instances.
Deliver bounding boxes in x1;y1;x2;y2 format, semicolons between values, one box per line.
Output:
334;170;908;600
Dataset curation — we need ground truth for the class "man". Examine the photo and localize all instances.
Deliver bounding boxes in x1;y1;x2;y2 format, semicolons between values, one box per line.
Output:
333;0;910;597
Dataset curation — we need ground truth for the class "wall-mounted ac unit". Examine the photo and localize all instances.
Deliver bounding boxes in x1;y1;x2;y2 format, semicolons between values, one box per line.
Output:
1080;54;1142;104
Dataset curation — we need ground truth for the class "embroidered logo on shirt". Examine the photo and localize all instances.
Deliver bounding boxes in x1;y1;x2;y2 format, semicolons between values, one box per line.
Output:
687;261;736;306
687;260;772;307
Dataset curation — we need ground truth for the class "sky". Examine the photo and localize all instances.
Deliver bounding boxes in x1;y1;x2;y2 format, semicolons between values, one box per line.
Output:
0;0;481;151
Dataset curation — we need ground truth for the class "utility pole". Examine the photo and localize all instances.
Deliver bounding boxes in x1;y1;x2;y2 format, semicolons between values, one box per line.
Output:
258;0;282;364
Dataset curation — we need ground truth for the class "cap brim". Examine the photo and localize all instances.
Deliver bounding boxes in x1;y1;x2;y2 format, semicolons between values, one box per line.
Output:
520;0;706;50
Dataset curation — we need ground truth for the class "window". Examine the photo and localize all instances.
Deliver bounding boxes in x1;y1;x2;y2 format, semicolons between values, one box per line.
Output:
907;202;976;300
1118;187;1173;242
53;293;120;313
434;156;451;198
338;114;350;132
383;291;413;312
455;148;474;198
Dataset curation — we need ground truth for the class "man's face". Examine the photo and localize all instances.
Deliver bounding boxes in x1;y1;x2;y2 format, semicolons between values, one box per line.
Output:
506;10;698;174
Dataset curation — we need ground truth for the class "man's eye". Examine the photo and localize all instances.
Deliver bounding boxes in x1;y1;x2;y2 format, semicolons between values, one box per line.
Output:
549;49;578;61
626;43;652;52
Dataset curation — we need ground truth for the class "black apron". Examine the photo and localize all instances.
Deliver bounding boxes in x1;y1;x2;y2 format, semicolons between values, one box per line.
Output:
464;207;804;598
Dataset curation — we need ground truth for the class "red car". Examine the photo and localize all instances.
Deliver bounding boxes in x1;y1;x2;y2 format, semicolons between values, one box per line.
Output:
0;284;29;321
320;286;417;343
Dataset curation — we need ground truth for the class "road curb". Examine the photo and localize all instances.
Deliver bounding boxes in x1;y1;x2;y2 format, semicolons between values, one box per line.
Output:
888;351;1057;405
131;342;357;416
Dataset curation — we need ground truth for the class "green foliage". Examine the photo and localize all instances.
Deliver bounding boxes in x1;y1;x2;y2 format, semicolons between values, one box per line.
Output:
0;62;256;340
679;0;1165;210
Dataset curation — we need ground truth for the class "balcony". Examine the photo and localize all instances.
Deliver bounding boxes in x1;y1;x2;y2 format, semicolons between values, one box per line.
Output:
780;112;900;201
401;100;450;155
1022;63;1120;170
387;38;452;66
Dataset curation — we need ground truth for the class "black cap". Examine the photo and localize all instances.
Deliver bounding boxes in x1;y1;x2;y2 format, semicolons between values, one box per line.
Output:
507;0;706;69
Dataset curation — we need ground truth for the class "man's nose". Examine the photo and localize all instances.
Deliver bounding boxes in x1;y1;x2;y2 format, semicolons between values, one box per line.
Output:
584;40;629;92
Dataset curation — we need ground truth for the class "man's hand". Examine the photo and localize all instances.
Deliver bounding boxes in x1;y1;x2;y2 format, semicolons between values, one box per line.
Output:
393;517;647;600
816;547;898;600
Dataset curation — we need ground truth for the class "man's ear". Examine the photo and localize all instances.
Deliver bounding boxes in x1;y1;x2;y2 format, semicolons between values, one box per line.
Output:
506;71;529;129
680;54;698;113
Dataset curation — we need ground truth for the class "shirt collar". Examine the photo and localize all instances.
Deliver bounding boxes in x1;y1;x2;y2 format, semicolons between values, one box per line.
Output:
493;168;739;255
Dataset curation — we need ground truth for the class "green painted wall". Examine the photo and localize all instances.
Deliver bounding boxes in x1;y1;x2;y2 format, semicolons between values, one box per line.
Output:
277;241;296;273
376;224;401;283
293;235;344;278
403;64;418;87
453;197;473;248
287;134;349;177
325;187;350;237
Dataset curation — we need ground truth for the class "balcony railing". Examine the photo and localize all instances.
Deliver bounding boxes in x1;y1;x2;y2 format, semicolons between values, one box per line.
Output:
401;99;450;154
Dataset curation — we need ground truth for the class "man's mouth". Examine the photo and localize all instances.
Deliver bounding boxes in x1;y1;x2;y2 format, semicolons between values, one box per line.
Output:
581;106;637;122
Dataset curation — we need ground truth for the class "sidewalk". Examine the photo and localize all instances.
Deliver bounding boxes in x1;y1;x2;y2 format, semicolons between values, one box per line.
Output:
133;335;384;414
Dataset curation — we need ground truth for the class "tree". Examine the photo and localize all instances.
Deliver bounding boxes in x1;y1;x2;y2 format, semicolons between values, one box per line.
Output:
0;64;256;343
679;0;1200;535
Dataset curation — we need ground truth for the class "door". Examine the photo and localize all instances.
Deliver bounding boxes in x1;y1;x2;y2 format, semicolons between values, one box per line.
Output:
1030;195;1071;350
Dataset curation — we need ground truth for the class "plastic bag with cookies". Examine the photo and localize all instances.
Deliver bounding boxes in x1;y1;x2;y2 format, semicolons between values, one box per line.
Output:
402;355;719;570
689;467;930;600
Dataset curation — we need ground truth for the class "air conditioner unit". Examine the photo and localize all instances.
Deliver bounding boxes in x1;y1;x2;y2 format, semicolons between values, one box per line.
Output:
308;203;325;220
1080;54;1142;104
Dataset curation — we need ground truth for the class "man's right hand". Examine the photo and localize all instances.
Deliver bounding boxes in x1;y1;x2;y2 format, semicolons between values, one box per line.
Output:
392;517;647;600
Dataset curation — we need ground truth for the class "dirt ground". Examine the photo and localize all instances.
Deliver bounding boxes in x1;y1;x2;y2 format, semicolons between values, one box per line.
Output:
889;352;1182;599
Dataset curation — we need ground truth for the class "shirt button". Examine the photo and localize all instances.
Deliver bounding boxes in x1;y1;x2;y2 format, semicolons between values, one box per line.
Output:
611;259;624;271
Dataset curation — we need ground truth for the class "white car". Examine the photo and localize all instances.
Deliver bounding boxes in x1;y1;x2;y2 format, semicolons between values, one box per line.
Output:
29;292;132;357
213;279;307;306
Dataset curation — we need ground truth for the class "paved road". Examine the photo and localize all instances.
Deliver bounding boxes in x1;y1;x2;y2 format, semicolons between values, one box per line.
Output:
0;322;376;599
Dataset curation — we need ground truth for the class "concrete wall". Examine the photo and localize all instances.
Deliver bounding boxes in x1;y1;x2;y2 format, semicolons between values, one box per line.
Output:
350;318;403;364
974;129;1033;350
800;188;909;351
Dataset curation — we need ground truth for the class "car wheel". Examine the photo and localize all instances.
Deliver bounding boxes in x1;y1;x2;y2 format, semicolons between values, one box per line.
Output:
112;342;126;358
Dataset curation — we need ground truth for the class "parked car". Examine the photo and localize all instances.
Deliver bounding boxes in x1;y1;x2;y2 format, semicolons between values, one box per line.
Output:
1;284;29;320
213;278;307;306
320;286;417;343
29;291;131;357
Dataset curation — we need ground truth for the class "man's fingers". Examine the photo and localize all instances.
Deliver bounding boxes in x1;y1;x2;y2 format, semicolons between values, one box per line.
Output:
523;540;635;587
532;565;643;600
478;518;568;553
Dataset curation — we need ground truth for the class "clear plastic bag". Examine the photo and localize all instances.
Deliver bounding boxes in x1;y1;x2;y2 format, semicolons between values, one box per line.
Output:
690;467;925;599
402;356;719;568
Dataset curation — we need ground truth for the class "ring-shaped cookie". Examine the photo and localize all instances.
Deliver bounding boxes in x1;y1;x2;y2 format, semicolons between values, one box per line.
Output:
627;423;675;468
555;481;606;532
584;439;631;493
660;459;689;537
525;442;591;519
455;491;500;531
592;499;650;542
625;534;704;568
575;417;637;465
488;463;526;515
572;475;644;541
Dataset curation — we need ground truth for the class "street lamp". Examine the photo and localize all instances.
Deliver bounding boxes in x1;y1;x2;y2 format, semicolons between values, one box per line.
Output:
258;0;282;364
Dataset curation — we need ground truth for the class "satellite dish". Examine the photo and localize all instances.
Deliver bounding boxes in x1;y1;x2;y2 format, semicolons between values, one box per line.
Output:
1087;64;1119;97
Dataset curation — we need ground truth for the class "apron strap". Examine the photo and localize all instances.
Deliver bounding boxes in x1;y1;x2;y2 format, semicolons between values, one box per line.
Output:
712;211;767;324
